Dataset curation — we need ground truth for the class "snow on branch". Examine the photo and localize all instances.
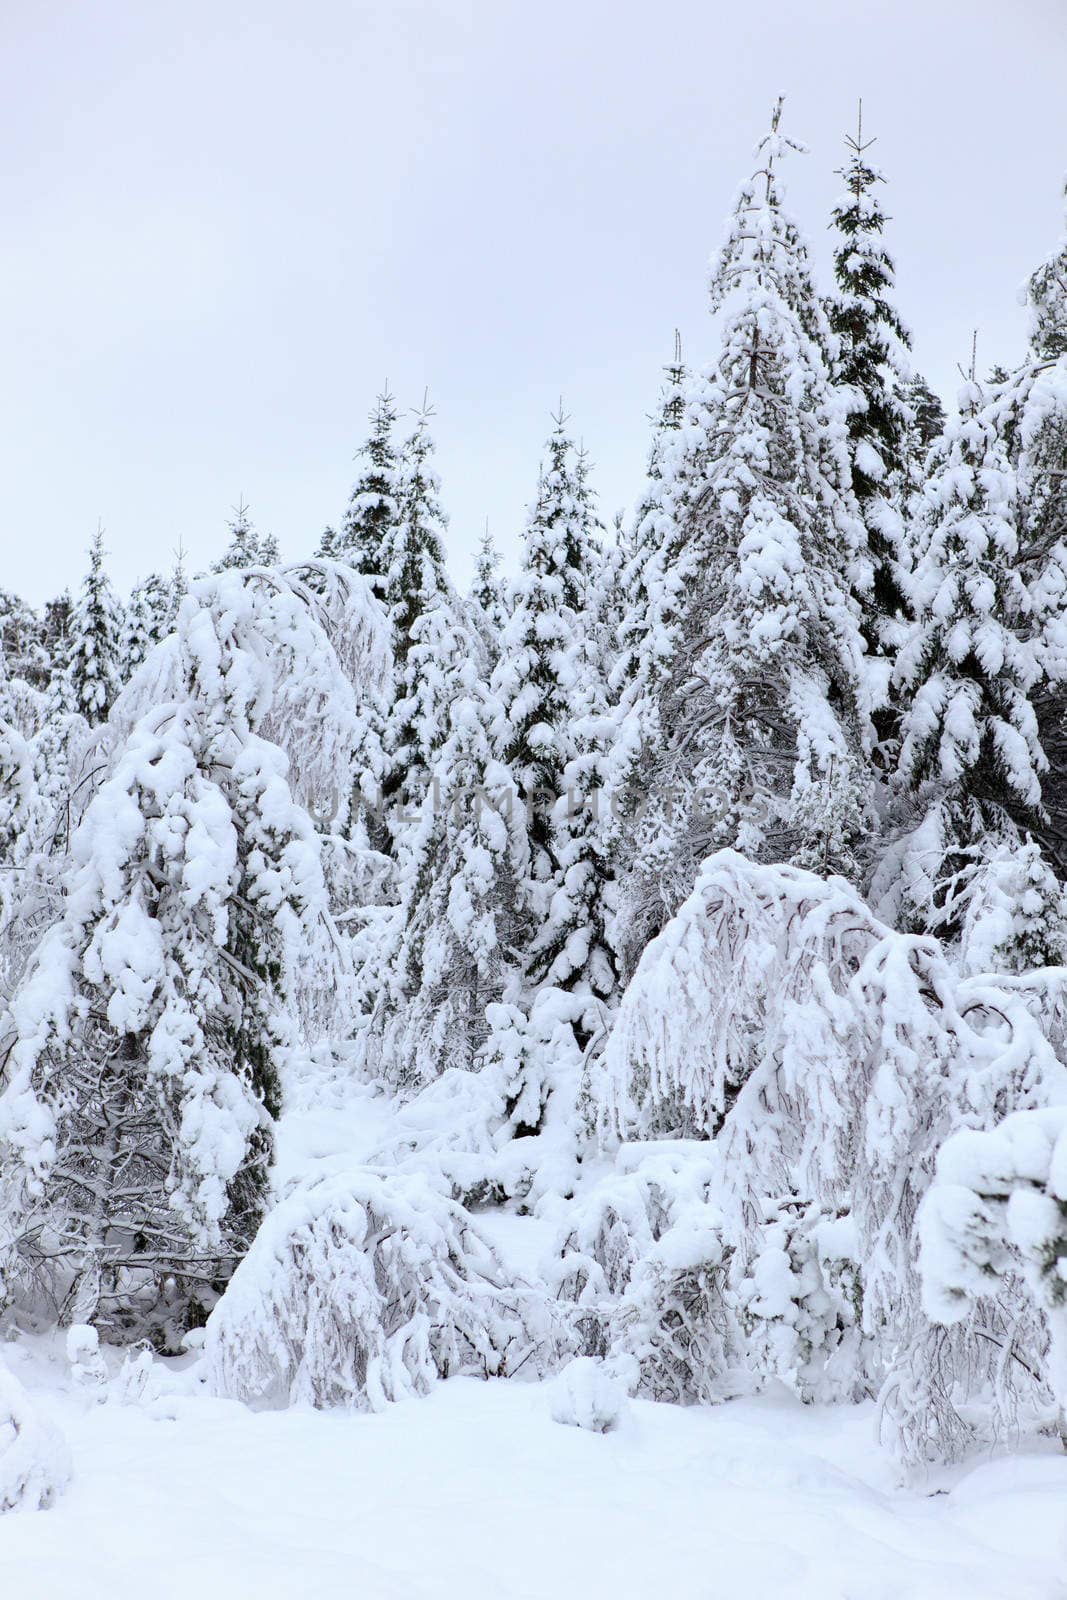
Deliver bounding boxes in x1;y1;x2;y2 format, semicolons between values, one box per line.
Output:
919;1105;1067;1438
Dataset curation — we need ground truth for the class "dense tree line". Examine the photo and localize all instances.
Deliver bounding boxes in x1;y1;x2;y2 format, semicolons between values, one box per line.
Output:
2;103;1067;1482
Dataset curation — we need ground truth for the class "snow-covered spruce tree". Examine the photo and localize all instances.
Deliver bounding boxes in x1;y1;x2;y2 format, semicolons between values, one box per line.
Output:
888;379;1050;946
826;108;914;723
610;333;689;701
992;198;1067;874
313;392;403;854
36;592;72;706
319;388;402;604
573;438;606;610
63;527;124;724
0;589;46;690
0;707;59;1003
490;414;596;882
378;407;470;827
902;375;946;496
599;340;692;895
373;659;530;1090
491;415;616;1032
467;523;507;667
0;563;390;1343
211;498;278;572
611;103;872;976
123;571;180;676
591;510;628;679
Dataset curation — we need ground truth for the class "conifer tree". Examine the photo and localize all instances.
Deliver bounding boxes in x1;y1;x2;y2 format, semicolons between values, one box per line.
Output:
491;416;616;1039
0;592;45;689
827;107;914;679
491;417;600;891
891;378;1047;937
321;388;402;604
901;374;948;527
376;661;530;1088
598;510;627;626
600;341;692;891
613;102;872;974
40;593;72;695
212;499;277;572
611;334;689;697
1008;201;1067;668
123;572;180;675
64;528;124;723
904;375;947;455
379;406;471;828
467;523;507;667
993;191;1067;873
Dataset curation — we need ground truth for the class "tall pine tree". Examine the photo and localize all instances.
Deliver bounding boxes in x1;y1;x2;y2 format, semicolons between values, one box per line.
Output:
889;377;1047;940
318;388;403;605
613;102;873;975
381;406;472;827
826;107;914;694
64;527;124;723
467;523;507;668
491;414;616;1042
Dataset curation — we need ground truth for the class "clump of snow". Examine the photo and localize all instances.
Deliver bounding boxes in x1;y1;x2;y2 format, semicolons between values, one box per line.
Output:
65;1325;107;1399
0;1356;70;1514
547;1357;630;1433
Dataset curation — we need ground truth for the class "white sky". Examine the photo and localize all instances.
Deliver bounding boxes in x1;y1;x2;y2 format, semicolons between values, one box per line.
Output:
1;0;1064;604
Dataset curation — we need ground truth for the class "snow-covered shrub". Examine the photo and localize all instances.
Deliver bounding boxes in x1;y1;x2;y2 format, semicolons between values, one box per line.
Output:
65;1324;107;1398
206;1169;563;1410
367;994;587;1214
0;1357;70;1514
368;1065;512;1203
597;850;1067;1459
109;1343;162;1407
550;1142;747;1403
550;1142;719;1359
957;841;1067;976
600;851;868;1147
552;1148;865;1405
548;1356;630;1433
919;1106;1067;1440
481;991;588;1208
731;1200;866;1405
613;1221;745;1406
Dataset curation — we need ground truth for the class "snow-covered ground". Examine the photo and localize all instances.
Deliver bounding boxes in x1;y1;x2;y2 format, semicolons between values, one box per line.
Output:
2;1336;1065;1600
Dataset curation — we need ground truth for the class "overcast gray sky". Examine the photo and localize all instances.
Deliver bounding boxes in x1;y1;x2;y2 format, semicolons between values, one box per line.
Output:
1;0;1064;604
